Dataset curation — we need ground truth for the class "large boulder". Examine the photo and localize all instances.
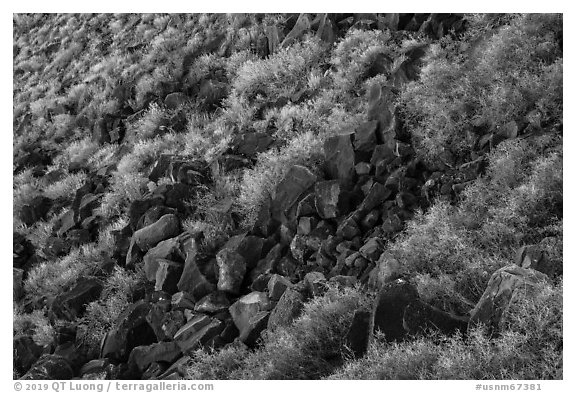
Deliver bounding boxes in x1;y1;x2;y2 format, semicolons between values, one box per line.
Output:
469;265;549;333
324;133;355;183
372;279;419;342
231;132;275;157
21;355;74;380
132;214;180;252
229;292;274;346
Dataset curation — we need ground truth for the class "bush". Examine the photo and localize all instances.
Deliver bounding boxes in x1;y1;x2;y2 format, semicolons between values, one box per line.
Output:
400;13;562;162
237;130;324;229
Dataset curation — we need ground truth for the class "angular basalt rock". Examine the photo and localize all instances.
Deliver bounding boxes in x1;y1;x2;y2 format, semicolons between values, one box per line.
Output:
177;237;215;300
19;195;52;226
515;245;555;277
13;268;24;300
403;299;469;336
359;238;383;263
229;292;274;346
154;260;184;294
324;133;355;183
315;180;345;219
216;248;246;295
128;342;182;374
133;214;180;252
143;237;184;281
21;354;73;380
469;265;549;333
173;315;224;354
267;287;306;331
13;335;43;376
271;165;317;223
354;121;379;153
51;277;103;320
194;292;230;314
372;279;419;342
360;182;392;212
267;274;293;301
100;301;156;361
344;310;372;358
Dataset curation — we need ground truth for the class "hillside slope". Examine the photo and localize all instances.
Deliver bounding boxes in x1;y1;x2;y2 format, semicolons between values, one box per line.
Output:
13;13;562;380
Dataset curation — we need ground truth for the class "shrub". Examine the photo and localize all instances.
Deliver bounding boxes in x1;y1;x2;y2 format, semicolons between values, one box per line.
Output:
400;13;562;162
76;266;145;358
231;37;328;105
237;130;324;229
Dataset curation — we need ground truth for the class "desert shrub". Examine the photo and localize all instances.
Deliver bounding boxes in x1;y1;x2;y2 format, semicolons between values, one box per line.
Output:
23;244;106;307
327;280;562;380
76;266;145;358
231;37;328;105
330;28;395;95
400;13;562;162
186;284;372;379
237;130;324;229
13;306;55;347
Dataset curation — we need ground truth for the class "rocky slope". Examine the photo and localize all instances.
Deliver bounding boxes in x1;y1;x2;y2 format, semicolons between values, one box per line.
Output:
13;13;562;380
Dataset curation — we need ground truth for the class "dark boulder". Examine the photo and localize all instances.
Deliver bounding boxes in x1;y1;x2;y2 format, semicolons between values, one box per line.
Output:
19;196;52;226
372;279;419;342
403;299;469;336
314;180;350;219
143;237;184;281
515;245;556;277
100;301;156;361
344;310;372;358
13;335;43;376
50;277;103;320
271;165;317;223
354;121;379;153
21;354;73;380
13;268;24;300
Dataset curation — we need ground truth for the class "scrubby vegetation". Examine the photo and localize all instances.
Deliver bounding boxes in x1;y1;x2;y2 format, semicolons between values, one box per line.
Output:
13;13;561;380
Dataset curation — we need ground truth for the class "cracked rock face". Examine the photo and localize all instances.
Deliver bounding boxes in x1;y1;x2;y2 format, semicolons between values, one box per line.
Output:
469;264;549;333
